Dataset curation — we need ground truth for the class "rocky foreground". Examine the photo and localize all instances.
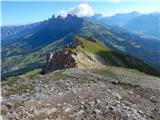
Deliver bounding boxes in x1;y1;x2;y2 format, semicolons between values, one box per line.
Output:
1;67;160;120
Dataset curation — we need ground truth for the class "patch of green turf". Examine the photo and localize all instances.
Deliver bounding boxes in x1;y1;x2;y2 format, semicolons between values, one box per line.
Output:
4;85;34;96
42;72;68;84
42;71;88;84
25;69;42;79
51;72;68;80
75;36;111;54
1;77;17;86
66;36;127;66
93;68;119;80
1;108;8;116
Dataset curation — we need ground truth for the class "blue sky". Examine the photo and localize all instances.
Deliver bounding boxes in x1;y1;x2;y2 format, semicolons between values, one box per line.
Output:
1;0;159;25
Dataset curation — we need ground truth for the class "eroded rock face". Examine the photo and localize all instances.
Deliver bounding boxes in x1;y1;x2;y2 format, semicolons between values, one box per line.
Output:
87;36;96;42
43;50;77;74
42;49;106;74
43;38;85;74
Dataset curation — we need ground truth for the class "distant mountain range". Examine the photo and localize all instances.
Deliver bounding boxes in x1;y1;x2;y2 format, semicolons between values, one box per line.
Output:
123;12;160;39
89;11;140;27
89;12;160;39
1;23;40;44
1;13;160;78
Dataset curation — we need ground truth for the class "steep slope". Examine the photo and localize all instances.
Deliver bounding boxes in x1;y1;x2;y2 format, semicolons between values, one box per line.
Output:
2;15;83;78
1;23;41;45
78;20;160;72
2;14;160;79
43;37;160;77
2;15;83;55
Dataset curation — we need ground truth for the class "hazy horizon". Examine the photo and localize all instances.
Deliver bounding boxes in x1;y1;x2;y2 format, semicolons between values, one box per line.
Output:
1;0;159;26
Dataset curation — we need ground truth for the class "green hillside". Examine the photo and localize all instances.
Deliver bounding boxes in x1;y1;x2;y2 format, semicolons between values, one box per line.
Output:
2;15;160;79
65;37;160;77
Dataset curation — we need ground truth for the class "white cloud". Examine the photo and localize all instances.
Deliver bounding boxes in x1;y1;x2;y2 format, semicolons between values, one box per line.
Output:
58;10;69;18
58;3;94;17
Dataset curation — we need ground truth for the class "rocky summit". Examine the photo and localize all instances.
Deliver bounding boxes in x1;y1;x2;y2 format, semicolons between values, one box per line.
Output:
1;67;160;120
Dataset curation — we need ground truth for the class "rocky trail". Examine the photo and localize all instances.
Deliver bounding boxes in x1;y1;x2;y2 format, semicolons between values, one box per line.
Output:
1;67;160;120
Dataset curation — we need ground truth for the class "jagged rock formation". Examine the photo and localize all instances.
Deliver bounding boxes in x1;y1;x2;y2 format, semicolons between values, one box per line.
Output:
87;36;96;42
43;50;77;74
43;38;84;74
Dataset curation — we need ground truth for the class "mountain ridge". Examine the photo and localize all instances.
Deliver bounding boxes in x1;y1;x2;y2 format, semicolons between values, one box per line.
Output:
42;36;160;77
1;14;160;79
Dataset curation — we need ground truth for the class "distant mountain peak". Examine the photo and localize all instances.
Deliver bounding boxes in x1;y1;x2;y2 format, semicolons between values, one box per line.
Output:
94;13;103;17
57;15;66;20
130;11;140;15
49;14;80;22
